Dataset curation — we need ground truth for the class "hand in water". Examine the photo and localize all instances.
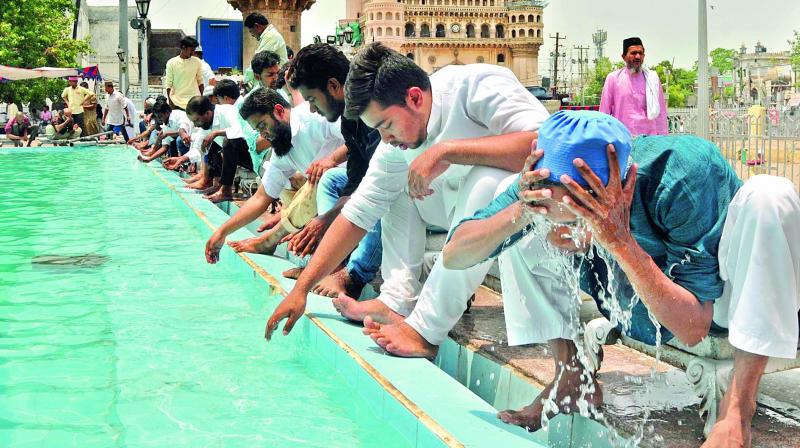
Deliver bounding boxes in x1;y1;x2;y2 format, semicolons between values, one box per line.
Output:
559;144;638;254
265;290;307;340
205;230;225;264
280;215;332;257
408;143;450;199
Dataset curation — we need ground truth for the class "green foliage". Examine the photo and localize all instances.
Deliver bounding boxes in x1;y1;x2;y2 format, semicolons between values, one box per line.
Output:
791;30;800;87
709;48;736;75
0;0;92;105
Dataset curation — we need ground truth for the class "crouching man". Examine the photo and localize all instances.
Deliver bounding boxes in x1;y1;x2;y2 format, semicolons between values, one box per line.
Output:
443;111;800;447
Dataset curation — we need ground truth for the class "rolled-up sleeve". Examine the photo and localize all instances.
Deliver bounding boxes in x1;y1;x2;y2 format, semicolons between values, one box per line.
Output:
465;69;549;134
341;142;408;231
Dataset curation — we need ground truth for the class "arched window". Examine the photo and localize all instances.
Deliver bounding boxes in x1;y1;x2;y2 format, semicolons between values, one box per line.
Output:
519;29;526;37
528;14;534;22
511;29;516;38
377;27;383;37
387;27;393;36
420;23;431;37
466;23;476;38
480;23;490;38
476;56;485;63
436;23;445;37
377;12;383;20
537;29;541;37
537;15;541;22
370;13;374;20
511;16;516;23
497;53;505;64
495;24;504;38
396;13;401;20
396;27;400;36
406;52;414;59
519;15;525;22
405;23;415;37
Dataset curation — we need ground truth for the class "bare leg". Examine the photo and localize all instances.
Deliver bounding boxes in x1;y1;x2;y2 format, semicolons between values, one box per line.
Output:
701;350;769;448
333;296;404;325
198;178;221;195
205;185;233;203
497;339;603;432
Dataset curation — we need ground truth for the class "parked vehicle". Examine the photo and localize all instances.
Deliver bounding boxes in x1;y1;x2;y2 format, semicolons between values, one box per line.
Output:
525;85;553;101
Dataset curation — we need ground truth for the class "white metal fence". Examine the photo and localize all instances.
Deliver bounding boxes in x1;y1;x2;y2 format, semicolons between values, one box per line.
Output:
668;107;800;191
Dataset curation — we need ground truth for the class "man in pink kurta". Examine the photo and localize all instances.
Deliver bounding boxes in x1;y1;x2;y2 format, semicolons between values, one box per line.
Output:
600;37;668;136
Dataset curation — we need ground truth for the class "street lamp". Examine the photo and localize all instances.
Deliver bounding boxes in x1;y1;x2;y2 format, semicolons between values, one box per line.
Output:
131;0;151;103
326;35;337;45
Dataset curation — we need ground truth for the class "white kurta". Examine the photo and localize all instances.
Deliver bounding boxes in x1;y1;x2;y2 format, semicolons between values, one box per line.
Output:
260;102;344;200
340;64;550;345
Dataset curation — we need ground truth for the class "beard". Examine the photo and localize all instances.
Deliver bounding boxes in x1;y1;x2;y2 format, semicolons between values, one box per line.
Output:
627;62;642;74
324;91;345;123
270;119;294;157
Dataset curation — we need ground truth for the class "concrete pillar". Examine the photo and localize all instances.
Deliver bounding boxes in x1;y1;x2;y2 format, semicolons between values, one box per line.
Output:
228;0;315;71
510;45;538;86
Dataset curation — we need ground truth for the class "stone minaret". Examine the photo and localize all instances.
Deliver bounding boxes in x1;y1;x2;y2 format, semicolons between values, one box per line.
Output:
345;0;362;20
227;0;316;69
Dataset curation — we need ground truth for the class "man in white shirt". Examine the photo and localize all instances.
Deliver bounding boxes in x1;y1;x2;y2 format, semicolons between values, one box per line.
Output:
243;13;288;87
185;95;246;201
264;43;549;359
193;46;217;92
101;81;131;141
137;101;193;163
164;37;204;110
204;88;345;264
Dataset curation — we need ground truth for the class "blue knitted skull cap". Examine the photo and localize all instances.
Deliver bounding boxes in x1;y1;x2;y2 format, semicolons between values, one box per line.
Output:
533;110;632;187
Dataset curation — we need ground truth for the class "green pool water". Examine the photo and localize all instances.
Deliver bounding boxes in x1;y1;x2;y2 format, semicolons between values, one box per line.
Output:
0;147;410;447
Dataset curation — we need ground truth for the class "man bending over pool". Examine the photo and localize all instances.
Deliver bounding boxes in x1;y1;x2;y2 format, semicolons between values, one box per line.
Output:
443;111;800;447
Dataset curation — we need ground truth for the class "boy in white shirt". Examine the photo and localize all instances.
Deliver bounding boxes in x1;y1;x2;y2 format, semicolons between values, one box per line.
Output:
137;101;193;163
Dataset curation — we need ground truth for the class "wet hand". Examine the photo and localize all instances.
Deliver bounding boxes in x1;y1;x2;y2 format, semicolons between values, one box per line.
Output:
408;144;450;200
516;146;551;214
205;230;225;264
560;144;638;254
265;291;307;340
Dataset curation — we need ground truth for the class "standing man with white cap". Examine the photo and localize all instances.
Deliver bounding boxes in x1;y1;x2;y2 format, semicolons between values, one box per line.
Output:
193;46;217;95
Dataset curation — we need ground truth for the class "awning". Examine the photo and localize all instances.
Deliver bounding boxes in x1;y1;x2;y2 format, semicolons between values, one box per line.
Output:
0;65;79;81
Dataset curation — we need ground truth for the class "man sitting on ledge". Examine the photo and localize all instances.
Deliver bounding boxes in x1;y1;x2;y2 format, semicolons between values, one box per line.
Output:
442;110;800;448
203;88;345;264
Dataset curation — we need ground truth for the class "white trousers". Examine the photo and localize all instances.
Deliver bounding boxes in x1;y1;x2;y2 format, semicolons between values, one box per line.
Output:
378;166;513;345
503;175;800;359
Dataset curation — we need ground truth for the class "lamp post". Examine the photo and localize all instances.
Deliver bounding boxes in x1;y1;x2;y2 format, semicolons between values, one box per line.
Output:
131;0;151;102
697;0;710;139
119;0;129;94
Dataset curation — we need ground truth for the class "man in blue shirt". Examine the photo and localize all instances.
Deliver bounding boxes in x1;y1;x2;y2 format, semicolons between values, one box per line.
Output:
443;111;800;447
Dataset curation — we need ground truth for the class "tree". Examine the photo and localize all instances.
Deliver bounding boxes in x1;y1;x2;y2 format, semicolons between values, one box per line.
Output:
0;0;92;106
709;48;736;75
790;30;800;88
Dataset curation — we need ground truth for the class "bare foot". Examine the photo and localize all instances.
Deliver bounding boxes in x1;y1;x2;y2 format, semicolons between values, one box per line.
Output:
229;226;287;256
332;296;403;325
183;173;202;183
282;266;304;279
363;318;438;359
205;189;233;203
312;268;366;298
701;414;750;448
198;184;220;195
497;368;603;432
229;236;267;254
187;180;211;190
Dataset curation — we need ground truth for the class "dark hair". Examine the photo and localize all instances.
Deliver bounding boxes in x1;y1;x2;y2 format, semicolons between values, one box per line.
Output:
186;95;214;116
153;101;172;116
239;88;290;120
251;51;281;76
244;13;269;28
80;81;89;88
289;43;348;91
213;79;240;100
275;62;292;90
180;36;199;49
286;47;294;59
344;42;430;120
43;105;49;110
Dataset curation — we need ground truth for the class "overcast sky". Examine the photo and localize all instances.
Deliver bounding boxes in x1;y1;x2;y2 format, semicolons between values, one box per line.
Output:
89;0;800;71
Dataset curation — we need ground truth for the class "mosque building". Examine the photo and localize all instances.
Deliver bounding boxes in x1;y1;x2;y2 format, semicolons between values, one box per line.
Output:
347;0;545;86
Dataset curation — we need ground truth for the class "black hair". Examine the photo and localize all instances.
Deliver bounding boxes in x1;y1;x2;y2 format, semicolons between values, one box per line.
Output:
286;47;294;59
239;88;290;120
244;13;269;28
186;95;214;116
213;79;240;100
153;101;172;116
344;42;430;120
155;95;168;104
180;36;199;49
275;62;292;90
289;43;348;91
251;51;281;77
